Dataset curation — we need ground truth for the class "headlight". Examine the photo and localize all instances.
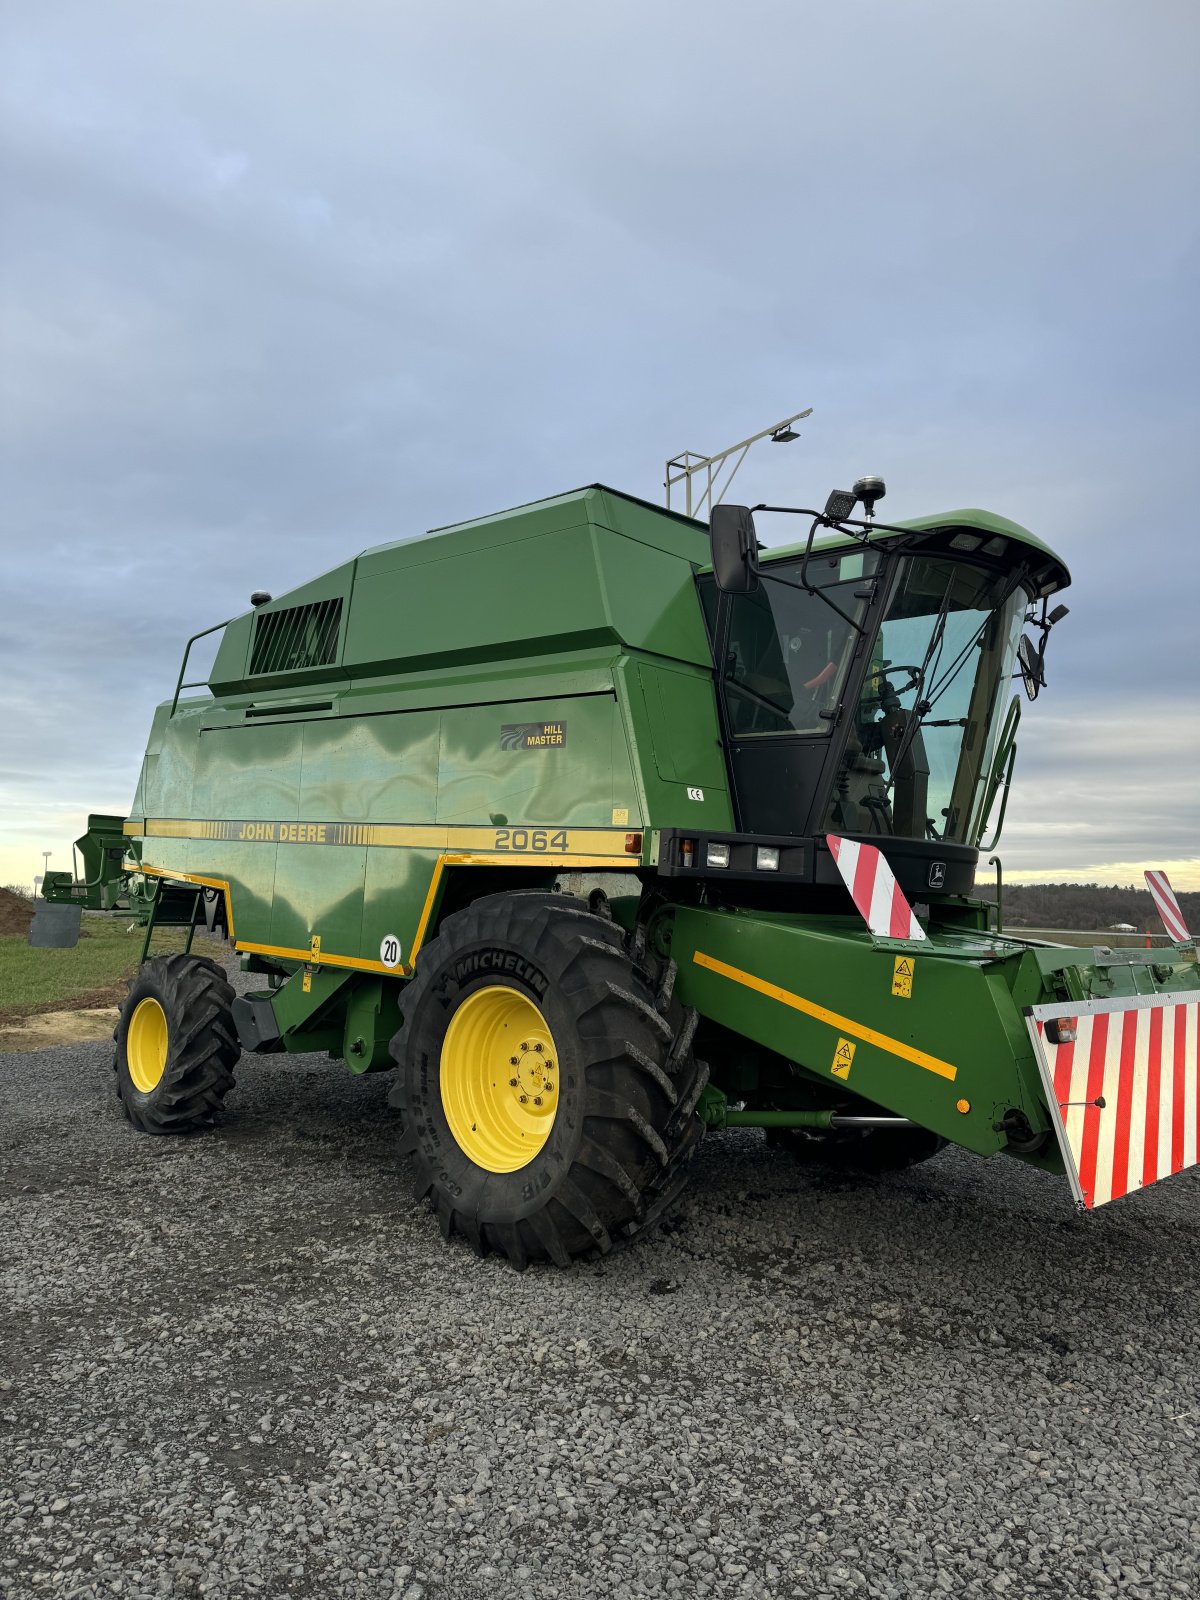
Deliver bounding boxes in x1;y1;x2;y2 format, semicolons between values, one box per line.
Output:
755;846;780;871
706;843;730;868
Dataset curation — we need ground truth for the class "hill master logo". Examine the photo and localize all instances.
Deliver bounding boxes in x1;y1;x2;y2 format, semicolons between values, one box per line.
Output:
501;721;567;750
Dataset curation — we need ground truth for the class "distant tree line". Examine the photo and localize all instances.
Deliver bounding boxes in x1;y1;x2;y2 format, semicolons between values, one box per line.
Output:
5;878;1194;934
995;881;1200;931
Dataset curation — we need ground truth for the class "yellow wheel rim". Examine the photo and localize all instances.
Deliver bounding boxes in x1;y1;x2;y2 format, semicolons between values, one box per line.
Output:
440;985;559;1173
127;996;168;1093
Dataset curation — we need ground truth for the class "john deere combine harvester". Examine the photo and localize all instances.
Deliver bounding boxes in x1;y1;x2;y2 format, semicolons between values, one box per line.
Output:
41;479;1199;1265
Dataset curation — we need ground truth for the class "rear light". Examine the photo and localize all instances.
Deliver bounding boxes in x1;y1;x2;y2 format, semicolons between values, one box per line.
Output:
1047;1017;1077;1045
755;846;780;871
680;839;695;868
624;832;643;854
706;843;730;868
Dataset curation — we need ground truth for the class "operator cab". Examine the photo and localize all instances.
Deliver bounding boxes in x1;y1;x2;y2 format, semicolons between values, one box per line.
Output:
699;485;1070;898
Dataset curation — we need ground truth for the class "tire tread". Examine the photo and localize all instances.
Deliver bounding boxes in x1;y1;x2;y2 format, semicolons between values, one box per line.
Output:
391;893;705;1267
114;954;239;1134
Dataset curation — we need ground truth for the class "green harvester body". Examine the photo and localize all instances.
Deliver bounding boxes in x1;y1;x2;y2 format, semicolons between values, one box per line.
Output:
48;483;1199;1213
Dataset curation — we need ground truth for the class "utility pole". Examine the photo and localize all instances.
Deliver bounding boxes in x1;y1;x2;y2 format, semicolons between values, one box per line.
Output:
665;408;813;520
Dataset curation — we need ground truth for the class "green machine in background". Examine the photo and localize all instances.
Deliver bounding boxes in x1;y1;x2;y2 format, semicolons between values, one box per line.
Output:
43;479;1200;1265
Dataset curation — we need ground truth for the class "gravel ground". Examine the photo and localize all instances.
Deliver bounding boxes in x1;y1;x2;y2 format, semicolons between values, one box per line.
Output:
1;977;1198;1600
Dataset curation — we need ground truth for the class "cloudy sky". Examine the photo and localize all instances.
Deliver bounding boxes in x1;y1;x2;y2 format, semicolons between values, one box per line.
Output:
1;0;1197;893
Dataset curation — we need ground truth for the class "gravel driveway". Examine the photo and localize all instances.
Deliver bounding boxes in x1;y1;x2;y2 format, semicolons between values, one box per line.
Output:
1;1010;1197;1600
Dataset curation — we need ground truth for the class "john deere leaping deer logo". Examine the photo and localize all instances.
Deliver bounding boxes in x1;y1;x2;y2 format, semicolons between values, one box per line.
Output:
500;722;567;750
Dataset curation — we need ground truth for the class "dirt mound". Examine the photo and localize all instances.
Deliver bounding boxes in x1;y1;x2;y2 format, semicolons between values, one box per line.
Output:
0;1006;120;1053
0;887;34;937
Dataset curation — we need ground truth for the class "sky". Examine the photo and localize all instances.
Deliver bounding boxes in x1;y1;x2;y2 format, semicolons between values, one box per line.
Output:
1;0;1197;894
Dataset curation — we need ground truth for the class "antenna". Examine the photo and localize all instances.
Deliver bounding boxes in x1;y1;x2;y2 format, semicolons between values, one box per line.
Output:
665;408;813;519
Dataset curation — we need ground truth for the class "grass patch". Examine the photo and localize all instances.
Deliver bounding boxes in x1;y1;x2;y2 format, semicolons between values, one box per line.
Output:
0;917;228;1021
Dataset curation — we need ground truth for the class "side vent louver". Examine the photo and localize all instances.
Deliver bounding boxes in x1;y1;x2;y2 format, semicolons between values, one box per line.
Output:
250;598;343;676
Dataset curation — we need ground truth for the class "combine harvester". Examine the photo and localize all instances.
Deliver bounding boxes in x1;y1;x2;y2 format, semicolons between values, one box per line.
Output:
37;476;1198;1264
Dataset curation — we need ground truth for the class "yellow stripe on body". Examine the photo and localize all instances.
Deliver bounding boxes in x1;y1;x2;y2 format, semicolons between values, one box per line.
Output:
692;949;958;1082
410;856;450;962
236;940;404;978
364;824;612;852
131;851;630;982
134;817;634;857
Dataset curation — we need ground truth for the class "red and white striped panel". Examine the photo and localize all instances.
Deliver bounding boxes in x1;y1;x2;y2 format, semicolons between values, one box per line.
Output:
1144;869;1191;943
826;833;927;942
1027;995;1200;1209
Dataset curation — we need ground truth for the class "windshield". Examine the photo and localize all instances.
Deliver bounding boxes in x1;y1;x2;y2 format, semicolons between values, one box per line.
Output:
716;548;877;737
827;556;1026;844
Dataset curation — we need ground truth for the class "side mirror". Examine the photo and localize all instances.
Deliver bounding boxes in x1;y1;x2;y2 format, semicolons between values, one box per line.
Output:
1017;634;1044;700
709;504;760;593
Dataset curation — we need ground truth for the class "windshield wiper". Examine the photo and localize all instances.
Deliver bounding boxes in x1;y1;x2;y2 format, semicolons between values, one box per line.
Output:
880;564;1030;798
881;584;951;793
756;565;866;636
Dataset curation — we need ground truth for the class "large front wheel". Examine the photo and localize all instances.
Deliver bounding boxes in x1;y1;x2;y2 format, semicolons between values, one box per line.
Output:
389;892;706;1268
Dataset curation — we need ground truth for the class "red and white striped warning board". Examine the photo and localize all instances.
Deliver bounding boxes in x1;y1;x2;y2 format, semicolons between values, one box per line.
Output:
1027;995;1200;1209
1144;869;1192;944
826;834;927;942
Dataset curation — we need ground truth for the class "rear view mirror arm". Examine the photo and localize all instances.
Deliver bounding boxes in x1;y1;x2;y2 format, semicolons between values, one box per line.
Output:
751;513;869;636
751;505;916;538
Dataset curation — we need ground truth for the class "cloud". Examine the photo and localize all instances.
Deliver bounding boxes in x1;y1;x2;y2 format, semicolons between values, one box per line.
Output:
1;0;1197;890
995;703;1200;876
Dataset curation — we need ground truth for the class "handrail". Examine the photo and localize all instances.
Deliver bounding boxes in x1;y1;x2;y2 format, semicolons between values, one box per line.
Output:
977;695;1021;852
988;855;1004;933
170;617;236;715
70;842;117;891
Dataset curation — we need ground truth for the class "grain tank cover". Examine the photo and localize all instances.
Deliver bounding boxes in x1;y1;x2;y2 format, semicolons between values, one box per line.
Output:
208;485;711;695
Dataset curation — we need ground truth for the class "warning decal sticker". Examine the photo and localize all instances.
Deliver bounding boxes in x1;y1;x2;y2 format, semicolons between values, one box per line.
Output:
831;1038;856;1079
892;956;914;998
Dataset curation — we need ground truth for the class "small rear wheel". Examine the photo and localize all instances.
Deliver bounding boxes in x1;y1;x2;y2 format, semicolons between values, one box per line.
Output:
390;891;707;1267
113;954;239;1133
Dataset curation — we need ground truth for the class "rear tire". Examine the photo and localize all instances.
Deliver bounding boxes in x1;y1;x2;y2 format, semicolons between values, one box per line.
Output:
390;891;706;1267
113;954;239;1133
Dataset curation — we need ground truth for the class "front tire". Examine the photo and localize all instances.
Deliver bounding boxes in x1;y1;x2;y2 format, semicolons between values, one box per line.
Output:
390;892;706;1267
113;954;239;1133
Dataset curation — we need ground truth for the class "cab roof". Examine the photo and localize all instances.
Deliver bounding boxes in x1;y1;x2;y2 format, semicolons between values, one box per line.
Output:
758;507;1070;596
